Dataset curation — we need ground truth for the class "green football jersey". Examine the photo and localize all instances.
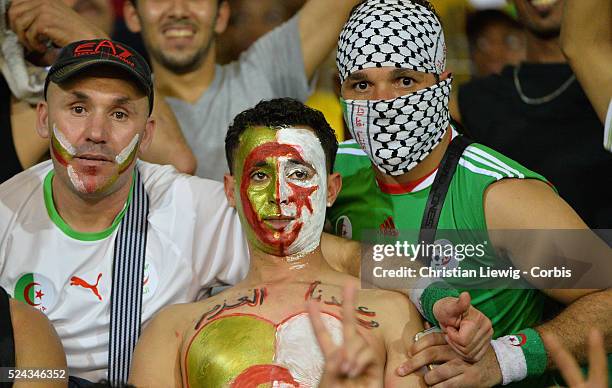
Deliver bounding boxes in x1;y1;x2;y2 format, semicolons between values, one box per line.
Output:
327;137;550;337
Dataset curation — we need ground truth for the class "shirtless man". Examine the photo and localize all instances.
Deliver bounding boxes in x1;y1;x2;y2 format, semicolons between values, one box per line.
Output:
128;98;426;387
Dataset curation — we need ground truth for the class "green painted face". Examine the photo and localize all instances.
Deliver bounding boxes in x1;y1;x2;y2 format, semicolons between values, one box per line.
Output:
234;126;279;253
232;126;327;256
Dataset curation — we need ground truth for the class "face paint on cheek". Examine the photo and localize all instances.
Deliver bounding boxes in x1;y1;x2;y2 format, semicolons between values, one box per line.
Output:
237;128;327;258
240;143;305;256
52;123;140;194
88;133;140;192
67;165;87;192
276;128;327;257
51;124;97;192
51;124;77;166
115;134;140;173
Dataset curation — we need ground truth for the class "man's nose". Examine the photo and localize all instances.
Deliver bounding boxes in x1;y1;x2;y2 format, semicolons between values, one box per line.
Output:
268;177;289;206
84;113;110;144
371;85;401;100
268;194;288;206
167;0;190;18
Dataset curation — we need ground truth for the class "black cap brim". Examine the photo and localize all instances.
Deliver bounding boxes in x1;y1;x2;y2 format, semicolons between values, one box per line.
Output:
46;58;154;114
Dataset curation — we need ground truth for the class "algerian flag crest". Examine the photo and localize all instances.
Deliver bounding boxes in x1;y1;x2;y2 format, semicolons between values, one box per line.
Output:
14;273;57;313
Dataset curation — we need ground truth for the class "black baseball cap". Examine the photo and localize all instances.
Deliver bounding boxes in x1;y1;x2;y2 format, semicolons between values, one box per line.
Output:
44;39;154;114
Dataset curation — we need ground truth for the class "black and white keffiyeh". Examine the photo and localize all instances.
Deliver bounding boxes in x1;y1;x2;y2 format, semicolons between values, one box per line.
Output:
337;0;446;82
342;78;452;175
337;0;451;176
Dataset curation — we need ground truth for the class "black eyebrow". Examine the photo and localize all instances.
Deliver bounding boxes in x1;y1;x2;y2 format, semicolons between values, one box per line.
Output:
113;96;138;112
70;91;89;101
390;68;421;79
113;96;132;105
68;92;137;110
286;158;315;171
346;72;369;82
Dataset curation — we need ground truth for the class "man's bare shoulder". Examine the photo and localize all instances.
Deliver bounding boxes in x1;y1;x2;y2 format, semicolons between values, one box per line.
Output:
310;272;420;323
357;289;424;367
145;301;215;333
358;289;420;323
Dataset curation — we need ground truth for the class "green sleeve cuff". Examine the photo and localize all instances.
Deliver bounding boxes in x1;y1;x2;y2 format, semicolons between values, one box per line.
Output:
421;283;460;326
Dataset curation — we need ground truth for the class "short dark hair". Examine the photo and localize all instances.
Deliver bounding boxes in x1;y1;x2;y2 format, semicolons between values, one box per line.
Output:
225;98;338;174
465;9;522;53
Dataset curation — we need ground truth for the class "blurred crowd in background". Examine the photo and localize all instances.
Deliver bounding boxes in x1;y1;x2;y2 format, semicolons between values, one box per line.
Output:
1;0;610;223
0;0;610;385
2;0;531;150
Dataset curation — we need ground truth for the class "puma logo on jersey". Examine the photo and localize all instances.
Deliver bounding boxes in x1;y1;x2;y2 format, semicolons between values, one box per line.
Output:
70;273;103;301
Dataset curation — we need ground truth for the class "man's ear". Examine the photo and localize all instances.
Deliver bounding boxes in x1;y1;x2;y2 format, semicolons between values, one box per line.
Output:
326;172;342;207
124;0;142;33
138;117;156;154
224;173;237;208
36;101;50;139
214;0;231;35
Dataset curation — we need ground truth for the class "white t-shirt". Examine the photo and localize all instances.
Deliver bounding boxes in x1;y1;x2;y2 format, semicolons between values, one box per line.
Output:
166;15;311;181
0;160;249;381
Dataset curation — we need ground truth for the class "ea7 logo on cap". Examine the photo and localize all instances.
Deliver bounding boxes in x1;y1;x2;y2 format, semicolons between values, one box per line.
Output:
73;40;135;67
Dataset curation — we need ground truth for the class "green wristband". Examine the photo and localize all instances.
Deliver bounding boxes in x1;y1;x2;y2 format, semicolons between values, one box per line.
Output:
421;283;460;326
518;328;547;377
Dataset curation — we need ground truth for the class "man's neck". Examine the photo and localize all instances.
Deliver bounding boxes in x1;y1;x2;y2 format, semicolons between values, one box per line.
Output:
374;126;451;186
152;48;218;104
243;245;336;286
525;32;566;64
52;172;132;233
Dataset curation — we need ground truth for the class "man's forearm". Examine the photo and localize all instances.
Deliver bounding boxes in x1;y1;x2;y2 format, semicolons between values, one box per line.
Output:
537;288;612;368
489;290;611;385
561;0;612;123
298;0;363;79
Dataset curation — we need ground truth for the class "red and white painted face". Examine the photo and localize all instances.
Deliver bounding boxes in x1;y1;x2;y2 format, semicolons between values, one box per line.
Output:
235;126;327;257
51;124;139;194
45;75;148;196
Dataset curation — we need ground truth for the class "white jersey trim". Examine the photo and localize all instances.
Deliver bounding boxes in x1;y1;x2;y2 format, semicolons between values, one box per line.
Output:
462;149;517;178
465;146;524;178
337;147;367;156
458;158;504;180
